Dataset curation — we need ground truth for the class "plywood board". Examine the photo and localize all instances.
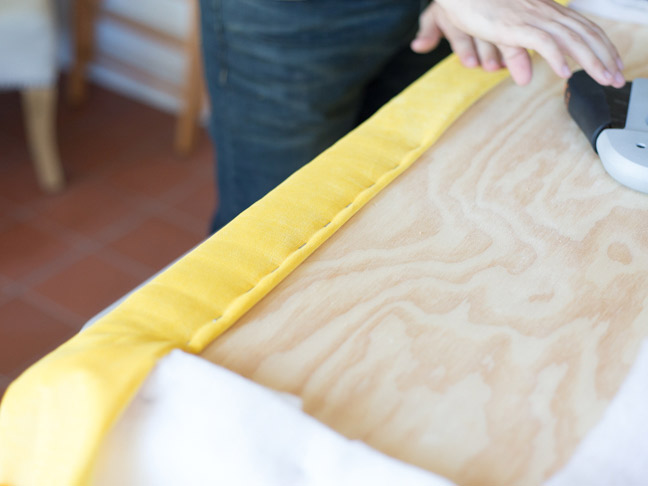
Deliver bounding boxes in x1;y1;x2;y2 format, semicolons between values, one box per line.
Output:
201;18;648;486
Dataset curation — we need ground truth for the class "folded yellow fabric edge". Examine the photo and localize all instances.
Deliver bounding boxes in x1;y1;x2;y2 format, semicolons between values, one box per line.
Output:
0;55;509;486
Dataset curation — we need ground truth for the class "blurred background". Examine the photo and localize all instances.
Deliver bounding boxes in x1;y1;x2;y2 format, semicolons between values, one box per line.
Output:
0;0;215;398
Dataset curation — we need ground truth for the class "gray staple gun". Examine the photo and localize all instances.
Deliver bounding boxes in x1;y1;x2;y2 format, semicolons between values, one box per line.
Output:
565;70;648;193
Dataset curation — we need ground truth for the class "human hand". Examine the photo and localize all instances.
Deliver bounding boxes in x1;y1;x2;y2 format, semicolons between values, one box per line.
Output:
411;3;506;74
412;0;625;88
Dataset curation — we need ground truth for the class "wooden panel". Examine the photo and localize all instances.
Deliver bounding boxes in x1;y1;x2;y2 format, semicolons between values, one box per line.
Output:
201;18;648;486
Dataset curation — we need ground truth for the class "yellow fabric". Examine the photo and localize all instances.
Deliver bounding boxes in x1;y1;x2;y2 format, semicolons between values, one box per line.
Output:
0;54;511;486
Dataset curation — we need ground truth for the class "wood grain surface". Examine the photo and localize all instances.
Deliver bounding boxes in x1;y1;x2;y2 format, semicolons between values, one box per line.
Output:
202;18;648;486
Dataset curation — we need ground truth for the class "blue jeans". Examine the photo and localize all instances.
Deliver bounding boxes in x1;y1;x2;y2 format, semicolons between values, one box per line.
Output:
199;0;450;232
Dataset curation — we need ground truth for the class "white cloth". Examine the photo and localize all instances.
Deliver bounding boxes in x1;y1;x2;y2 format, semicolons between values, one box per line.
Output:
546;340;648;486
0;0;57;88
93;349;453;486
93;341;648;485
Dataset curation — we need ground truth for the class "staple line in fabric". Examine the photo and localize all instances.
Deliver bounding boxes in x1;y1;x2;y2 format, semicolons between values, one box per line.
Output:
187;98;489;349
0;50;520;486
188;146;418;347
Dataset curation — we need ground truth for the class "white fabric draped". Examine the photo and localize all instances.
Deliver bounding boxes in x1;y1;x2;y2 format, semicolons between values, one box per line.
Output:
92;341;648;485
0;0;57;88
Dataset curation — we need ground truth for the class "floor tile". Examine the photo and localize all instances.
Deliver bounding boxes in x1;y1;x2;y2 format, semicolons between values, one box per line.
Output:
57;105;169;181
60;82;174;142
0;211;11;230
173;178;216;227
107;154;202;199
58;131;133;182
32;179;138;239
0;275;14;299
32;254;143;321
0;298;77;376
107;216;203;272
0;159;48;208
0;220;74;280
0;197;11;219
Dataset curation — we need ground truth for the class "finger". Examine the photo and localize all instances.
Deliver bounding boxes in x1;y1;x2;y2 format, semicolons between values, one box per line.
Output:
525;2;624;86
448;32;479;68
513;26;571;80
552;14;625;86
562;8;624;71
430;5;479;67
475;39;502;71
498;45;533;85
440;20;479;68
542;21;619;87
411;6;443;53
411;26;442;53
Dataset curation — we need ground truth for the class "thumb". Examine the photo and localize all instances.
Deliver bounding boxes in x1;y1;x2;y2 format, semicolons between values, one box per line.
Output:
411;6;442;53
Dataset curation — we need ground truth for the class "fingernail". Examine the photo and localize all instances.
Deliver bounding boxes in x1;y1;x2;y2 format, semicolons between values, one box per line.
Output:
561;65;571;78
487;60;500;71
616;58;624;71
603;70;613;82
614;71;626;87
464;56;477;67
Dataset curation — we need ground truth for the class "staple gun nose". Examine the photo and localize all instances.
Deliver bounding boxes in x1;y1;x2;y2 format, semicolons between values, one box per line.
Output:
566;70;648;193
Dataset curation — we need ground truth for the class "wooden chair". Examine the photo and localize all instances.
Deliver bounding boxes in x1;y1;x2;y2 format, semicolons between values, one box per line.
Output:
67;0;204;155
22;87;65;192
0;0;64;193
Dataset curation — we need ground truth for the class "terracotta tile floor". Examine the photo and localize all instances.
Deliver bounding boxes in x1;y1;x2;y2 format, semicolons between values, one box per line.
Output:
0;81;216;400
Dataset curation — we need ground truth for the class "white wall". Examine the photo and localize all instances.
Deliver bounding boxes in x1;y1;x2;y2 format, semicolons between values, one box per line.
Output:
57;0;193;113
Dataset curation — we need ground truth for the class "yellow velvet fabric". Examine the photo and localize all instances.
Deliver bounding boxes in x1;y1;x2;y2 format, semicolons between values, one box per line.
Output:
0;54;511;486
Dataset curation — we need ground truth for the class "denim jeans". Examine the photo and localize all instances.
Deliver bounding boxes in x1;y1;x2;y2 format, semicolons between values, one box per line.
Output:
199;0;451;232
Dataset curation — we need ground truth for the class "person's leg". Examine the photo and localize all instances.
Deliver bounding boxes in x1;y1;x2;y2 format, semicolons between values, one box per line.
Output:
200;0;437;232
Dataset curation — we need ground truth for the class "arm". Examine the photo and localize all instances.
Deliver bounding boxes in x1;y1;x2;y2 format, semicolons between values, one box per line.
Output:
411;0;625;88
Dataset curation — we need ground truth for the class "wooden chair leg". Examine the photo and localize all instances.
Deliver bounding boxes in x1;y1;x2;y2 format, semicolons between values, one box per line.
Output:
68;0;99;105
174;0;203;156
21;87;65;193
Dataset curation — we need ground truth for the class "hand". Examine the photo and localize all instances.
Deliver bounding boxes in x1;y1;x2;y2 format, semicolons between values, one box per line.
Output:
412;0;625;88
411;3;506;74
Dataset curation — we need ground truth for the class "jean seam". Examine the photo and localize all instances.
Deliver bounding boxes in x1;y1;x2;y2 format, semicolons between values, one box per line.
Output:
212;0;229;86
